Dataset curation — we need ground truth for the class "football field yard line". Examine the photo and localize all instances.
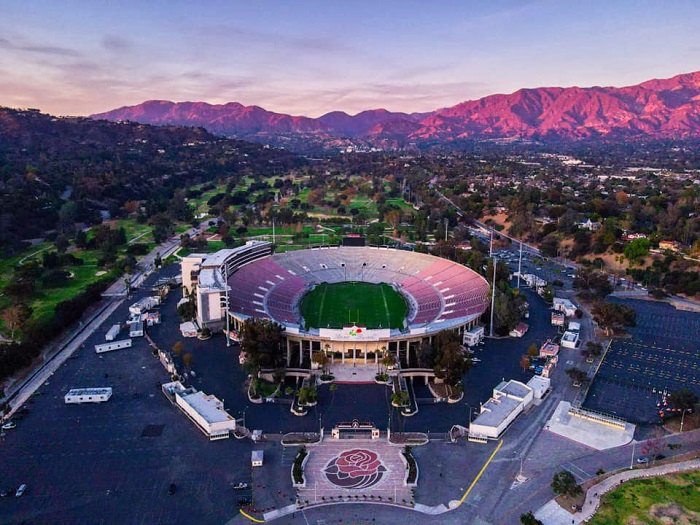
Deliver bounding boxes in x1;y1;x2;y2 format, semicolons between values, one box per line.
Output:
317;284;328;326
380;284;390;328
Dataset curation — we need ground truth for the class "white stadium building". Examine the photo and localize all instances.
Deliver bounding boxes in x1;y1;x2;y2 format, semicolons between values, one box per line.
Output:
181;241;490;366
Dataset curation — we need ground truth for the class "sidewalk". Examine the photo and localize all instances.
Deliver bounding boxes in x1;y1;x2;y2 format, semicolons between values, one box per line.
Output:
535;459;700;524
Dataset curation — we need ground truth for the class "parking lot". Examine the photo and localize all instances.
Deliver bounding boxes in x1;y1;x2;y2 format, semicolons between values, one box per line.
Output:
0;266;253;525
149;281;557;435
0;258;566;523
584;298;700;424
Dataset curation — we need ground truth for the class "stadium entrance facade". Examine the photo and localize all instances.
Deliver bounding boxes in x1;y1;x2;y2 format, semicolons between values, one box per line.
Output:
183;242;490;369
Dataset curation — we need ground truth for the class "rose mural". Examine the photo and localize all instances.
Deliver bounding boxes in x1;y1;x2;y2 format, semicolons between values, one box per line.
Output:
324;449;386;489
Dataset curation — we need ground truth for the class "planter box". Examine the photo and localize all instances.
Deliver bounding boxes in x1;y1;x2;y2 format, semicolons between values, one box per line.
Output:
400;450;419;487
291;450;310;488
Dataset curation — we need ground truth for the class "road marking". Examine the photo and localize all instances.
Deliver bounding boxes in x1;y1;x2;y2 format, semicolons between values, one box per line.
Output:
564;463;589;482
239;509;265;523
457;439;503;507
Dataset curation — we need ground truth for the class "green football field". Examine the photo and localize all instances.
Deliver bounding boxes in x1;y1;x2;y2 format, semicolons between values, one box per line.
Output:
300;282;408;329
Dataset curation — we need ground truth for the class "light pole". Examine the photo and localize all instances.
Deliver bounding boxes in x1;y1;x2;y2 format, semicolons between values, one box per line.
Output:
517;241;523;289
680;408;690;433
444;218;448;241
629;441;636;469
489;257;497;337
225;261;230;348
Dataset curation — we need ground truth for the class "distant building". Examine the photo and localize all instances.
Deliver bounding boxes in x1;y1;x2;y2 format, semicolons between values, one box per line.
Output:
578;218;602;231
659;240;681;253
623;232;647;242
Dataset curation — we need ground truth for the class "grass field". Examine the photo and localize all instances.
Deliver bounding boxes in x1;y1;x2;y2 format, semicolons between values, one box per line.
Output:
589;470;700;525
300;282;407;329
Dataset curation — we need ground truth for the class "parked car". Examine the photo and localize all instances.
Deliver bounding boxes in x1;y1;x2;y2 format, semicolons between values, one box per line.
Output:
2;421;16;430
168;483;177;495
636;456;649;464
15;484;27;497
0;488;9;497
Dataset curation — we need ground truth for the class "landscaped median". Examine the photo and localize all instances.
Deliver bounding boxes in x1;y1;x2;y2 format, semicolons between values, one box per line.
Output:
291;447;309;488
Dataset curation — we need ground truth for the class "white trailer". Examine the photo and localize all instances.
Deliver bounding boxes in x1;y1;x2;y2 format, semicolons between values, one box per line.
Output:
128;297;160;316
553;297;578;317
129;321;144;338
463;326;485;347
64;387;113;404
95;339;133;354
105;324;121;341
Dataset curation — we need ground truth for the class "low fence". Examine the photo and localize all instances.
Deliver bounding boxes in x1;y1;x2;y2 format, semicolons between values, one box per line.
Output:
568;406;627;430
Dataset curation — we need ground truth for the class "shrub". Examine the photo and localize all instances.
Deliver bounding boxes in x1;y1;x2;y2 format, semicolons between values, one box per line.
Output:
292;447;307;484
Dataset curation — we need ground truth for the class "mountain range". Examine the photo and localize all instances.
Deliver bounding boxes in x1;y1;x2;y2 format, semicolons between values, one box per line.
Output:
92;71;700;149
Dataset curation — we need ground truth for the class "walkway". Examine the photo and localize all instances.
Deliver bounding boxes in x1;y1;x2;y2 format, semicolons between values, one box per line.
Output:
297;438;413;507
535;459;700;524
545;401;635;450
330;363;380;383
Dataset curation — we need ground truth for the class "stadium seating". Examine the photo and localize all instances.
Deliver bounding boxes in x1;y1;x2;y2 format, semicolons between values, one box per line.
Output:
227;246;489;330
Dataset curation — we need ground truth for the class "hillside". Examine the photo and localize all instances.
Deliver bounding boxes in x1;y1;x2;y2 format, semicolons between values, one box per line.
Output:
91;71;700;149
0;107;301;251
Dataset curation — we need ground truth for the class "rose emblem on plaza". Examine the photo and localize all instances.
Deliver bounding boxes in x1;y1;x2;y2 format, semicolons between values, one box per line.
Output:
324;449;386;489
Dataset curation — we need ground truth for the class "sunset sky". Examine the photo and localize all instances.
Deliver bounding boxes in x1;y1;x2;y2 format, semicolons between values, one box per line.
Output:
1;0;699;116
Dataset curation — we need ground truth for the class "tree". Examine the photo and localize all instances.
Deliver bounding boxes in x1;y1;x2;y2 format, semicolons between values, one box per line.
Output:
551;470;582;497
527;343;539;357
668;389;699;411
624;237;650;262
182;352;193;371
312;352;329;374
297;385;317;405
519;355;531;372
417;340;436;368
1;304;32;340
433;331;469;388
520;512;543;525
585;341;603;357
177;299;196;321
381;353;396;373
591;301;636;336
566;367;588;385
239;318;285;373
172;341;184;356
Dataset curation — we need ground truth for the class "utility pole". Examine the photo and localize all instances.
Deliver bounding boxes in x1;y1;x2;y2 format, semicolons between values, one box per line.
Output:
444;218;448;241
225;262;230;348
489;257;497;337
517;240;523;289
489;230;493;258
272;216;276;246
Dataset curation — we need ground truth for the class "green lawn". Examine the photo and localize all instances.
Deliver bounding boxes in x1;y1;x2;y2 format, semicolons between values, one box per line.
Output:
300;282;407;329
589;470;700;525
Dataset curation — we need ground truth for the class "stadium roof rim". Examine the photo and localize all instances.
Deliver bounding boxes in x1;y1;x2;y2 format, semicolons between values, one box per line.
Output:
220;242;490;338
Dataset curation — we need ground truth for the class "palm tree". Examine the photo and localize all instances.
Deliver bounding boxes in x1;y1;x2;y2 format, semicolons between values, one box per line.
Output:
312;352;329;375
381;354;396;374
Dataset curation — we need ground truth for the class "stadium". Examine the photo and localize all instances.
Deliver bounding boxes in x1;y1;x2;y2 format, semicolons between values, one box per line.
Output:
182;241;490;368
